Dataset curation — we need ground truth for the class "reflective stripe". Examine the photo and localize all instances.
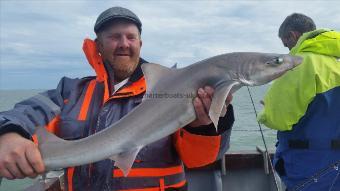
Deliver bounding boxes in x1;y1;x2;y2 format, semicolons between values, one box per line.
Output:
103;77;110;103
33;94;61;115
67;167;75;191
166;180;186;189
117;180;186;191
113;170;185;190
160;178;165;191
78;80;96;121
113;165;183;177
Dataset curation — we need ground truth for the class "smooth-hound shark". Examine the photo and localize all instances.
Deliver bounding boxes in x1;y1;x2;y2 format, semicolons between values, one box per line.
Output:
36;41;302;176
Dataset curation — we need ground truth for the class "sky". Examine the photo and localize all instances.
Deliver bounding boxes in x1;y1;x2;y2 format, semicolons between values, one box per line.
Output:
0;0;339;90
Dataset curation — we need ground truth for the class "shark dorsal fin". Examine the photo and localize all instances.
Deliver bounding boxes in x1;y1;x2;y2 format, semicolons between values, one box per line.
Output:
171;63;178;69
141;63;175;93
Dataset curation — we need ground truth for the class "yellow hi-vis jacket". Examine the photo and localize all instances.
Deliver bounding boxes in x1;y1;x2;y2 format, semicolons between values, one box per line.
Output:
258;29;340;131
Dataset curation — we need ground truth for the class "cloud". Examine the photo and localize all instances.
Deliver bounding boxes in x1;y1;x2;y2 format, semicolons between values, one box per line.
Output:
0;0;339;89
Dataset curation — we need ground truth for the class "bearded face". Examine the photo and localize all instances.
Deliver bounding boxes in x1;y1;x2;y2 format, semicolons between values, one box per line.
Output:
97;21;142;82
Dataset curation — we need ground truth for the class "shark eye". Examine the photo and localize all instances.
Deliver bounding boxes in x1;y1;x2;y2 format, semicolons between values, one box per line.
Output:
274;57;284;64
266;57;284;65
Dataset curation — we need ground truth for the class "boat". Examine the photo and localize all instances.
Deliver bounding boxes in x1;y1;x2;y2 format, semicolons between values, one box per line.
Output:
22;146;286;191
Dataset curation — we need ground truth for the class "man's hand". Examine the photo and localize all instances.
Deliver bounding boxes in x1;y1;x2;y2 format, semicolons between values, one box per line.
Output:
188;86;233;128
0;133;45;179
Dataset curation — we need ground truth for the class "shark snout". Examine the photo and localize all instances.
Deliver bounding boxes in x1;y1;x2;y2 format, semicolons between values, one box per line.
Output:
251;54;303;85
288;55;303;68
294;55;303;66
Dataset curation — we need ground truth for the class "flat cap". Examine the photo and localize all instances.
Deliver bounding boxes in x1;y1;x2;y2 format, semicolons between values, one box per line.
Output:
94;7;142;33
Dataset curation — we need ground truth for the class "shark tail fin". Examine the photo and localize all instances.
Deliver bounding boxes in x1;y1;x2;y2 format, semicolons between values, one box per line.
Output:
110;146;142;177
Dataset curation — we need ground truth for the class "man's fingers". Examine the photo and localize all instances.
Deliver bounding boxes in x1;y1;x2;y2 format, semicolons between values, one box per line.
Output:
197;88;212;112
0;168;15;180
189;86;230;128
204;86;214;97
193;97;205;115
0;133;42;179
26;146;45;174
193;97;211;124
6;162;24;179
17;154;37;178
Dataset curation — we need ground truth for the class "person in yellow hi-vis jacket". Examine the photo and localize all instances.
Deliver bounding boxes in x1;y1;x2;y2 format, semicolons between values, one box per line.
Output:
258;13;340;191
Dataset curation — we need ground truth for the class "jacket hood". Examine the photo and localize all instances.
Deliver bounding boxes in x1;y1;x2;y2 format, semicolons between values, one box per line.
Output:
290;29;340;57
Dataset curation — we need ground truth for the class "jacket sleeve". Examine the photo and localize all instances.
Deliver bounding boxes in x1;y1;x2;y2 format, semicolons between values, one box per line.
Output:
173;104;234;168
0;77;75;138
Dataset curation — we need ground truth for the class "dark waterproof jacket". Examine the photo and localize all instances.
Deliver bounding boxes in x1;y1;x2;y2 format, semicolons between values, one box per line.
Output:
0;39;234;191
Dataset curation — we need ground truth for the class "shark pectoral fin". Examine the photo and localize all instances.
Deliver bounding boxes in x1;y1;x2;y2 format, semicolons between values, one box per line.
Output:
141;63;176;99
110;147;142;177
209;82;236;130
35;126;66;146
